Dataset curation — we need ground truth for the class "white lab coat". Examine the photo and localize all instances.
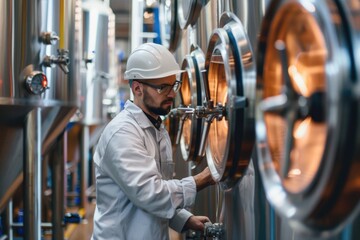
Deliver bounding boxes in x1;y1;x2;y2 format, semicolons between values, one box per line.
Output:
92;100;197;240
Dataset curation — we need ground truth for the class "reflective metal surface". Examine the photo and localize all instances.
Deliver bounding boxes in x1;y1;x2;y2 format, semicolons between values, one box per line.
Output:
196;0;219;53
166;0;360;239
23;108;42;239
41;0;82;152
177;45;206;165
204;12;256;189
81;1;115;125
159;0;181;52
164;114;179;154
256;0;360;234
223;159;270;240
0;0;81;213
347;0;360;80
0;0;13;98
177;0;204;29
226;0;271;53
264;9;328;193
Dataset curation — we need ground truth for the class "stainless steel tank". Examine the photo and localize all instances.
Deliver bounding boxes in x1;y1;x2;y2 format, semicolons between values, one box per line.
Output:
171;9;258;239
167;0;360;239
195;0;219;53
171;1;260;239
198;11;255;190
80;0;117;126
41;0;82;152
216;1;272;239
0;0;81;237
72;0;118;213
200;12;257;239
223;0;271;54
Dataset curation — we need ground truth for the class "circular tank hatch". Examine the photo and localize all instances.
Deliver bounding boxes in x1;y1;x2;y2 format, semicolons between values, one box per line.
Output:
177;0;203;29
255;0;360;234
176;45;206;165
203;12;256;190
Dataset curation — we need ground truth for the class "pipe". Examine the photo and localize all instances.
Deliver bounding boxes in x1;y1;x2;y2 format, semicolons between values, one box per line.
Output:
7;200;14;239
51;132;66;240
80;126;90;210
24;108;42;240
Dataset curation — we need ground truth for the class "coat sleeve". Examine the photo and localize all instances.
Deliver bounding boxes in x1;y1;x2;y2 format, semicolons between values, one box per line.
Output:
97;122;197;219
169;208;193;233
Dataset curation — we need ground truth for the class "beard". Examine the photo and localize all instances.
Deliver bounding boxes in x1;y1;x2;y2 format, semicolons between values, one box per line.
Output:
143;89;173;116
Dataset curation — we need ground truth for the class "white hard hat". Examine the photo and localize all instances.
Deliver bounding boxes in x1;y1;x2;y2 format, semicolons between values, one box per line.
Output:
124;43;184;80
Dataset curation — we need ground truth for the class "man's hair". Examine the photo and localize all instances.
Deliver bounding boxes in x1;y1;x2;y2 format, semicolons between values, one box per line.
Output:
129;80;133;87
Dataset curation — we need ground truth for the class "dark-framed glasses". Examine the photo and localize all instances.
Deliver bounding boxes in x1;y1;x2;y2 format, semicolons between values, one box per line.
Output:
138;80;182;94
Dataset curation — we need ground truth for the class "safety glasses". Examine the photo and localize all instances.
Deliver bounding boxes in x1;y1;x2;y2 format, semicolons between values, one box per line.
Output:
138;80;182;94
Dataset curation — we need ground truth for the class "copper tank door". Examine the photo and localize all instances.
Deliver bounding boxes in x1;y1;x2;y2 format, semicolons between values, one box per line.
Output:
175;45;206;165
203;11;256;190
255;0;360;234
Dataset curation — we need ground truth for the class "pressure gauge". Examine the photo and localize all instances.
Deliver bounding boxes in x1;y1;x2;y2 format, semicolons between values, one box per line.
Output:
25;71;48;95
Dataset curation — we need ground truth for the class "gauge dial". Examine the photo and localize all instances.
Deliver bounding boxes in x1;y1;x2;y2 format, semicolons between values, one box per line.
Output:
25;71;48;95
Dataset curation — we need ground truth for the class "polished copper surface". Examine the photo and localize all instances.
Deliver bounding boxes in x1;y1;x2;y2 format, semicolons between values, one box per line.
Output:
180;68;193;156
207;50;229;176
175;46;206;164
256;0;360;233
164;115;179;152
263;3;328;193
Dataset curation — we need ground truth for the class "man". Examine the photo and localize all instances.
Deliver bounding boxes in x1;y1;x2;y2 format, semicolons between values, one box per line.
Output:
92;43;215;239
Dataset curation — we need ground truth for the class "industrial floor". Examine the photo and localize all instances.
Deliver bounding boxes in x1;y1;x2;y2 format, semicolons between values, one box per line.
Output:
62;201;182;240
64;202;95;240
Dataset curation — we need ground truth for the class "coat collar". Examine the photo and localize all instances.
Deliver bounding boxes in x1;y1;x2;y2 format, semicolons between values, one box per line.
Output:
124;100;165;132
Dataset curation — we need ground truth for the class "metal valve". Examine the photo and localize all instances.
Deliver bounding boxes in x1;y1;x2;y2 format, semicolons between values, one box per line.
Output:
84;51;95;69
170;100;226;146
170;100;226;120
43;49;70;74
170;93;248;157
204;222;225;239
40;31;60;45
170;99;227;155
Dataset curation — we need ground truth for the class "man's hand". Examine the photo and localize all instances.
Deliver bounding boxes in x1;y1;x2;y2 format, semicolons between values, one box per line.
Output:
185;215;211;231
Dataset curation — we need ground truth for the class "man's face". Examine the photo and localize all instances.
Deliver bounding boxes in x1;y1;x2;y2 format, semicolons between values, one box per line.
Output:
141;75;178;116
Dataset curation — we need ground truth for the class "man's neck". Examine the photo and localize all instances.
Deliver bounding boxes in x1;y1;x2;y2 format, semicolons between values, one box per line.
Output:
143;111;162;130
133;99;160;120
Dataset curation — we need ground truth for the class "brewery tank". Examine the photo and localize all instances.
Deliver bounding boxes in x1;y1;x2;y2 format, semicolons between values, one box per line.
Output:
0;0;81;214
80;0;118;126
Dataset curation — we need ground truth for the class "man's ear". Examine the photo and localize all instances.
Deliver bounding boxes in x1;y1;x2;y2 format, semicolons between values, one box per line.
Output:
131;81;143;96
